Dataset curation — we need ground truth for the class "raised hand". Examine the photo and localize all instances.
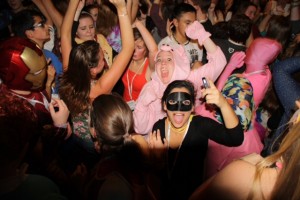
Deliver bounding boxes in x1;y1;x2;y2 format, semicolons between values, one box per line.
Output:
185;21;211;46
201;78;227;109
77;0;85;12
49;98;70;127
148;129;167;160
216;51;245;90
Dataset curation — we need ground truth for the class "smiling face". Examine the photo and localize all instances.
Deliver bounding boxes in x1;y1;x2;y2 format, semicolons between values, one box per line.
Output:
164;87;194;128
155;51;175;84
77;16;95;41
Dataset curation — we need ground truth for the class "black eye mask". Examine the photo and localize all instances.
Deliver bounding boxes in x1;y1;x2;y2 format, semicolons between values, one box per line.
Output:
166;92;193;111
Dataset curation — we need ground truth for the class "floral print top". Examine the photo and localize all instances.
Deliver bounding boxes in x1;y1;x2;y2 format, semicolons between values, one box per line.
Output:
71;110;96;153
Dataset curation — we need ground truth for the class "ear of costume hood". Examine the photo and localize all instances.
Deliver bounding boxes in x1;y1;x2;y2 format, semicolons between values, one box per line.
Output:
244;38;282;74
0;37;47;91
151;45;190;97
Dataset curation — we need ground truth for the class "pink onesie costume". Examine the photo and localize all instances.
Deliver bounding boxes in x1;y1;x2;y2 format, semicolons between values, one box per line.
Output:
133;21;227;135
200;38;282;178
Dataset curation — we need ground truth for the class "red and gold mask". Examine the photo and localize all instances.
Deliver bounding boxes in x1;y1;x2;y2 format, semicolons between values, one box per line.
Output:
0;37;47;91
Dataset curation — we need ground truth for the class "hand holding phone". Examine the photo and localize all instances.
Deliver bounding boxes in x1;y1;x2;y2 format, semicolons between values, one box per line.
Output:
202;77;210;89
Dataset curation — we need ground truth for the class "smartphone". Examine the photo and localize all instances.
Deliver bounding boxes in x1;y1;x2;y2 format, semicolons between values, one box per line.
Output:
202;77;210;89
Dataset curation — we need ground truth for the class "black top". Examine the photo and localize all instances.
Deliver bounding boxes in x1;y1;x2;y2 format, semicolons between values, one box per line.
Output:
152;115;243;200
214;38;246;63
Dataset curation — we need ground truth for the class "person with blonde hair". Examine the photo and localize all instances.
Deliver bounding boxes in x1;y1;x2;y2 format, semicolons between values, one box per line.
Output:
190;101;300;200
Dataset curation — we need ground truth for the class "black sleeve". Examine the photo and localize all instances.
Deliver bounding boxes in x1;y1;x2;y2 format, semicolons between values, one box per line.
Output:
197;116;244;147
71;21;79;47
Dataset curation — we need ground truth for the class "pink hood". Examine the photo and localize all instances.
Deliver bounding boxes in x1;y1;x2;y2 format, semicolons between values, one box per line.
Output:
150;44;190;98
244;38;282;74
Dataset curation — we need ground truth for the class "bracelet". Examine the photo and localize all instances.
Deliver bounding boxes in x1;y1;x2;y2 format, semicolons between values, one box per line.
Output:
55;122;68;128
118;12;128;17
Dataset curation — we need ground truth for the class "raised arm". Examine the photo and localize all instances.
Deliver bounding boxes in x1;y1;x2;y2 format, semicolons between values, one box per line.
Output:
127;0;139;23
41;0;63;38
185;21;226;96
92;0;134;97
32;0;53;26
135;19;158;72
61;0;83;71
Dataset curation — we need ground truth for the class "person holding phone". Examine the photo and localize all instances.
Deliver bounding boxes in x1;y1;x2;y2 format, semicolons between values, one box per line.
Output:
148;80;243;200
133;20;227;135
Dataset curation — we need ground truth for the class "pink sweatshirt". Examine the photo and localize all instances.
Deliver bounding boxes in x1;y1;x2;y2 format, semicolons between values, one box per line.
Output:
133;45;226;135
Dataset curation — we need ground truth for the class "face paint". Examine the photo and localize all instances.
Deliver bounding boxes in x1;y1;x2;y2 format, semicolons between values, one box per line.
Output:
166;92;193;111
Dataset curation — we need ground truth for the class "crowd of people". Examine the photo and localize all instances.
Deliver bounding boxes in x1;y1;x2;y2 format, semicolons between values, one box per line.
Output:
0;0;300;199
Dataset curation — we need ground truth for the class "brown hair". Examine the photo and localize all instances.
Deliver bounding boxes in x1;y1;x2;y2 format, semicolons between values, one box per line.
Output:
96;1;118;37
249;122;300;199
59;40;100;115
90;93;135;152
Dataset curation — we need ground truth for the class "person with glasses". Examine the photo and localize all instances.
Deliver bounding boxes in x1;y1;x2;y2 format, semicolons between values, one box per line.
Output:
11;9;63;96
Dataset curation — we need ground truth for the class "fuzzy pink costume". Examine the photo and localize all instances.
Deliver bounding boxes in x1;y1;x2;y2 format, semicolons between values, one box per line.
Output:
199;38;282;178
133;21;226;135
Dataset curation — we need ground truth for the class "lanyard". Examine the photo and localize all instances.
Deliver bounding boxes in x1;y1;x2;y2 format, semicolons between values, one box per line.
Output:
126;58;146;100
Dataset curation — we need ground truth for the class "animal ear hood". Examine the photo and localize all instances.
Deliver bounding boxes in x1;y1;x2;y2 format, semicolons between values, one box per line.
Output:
151;44;190;98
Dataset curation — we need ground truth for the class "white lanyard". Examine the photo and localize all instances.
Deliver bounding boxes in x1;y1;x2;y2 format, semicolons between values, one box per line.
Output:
166;116;192;176
126;58;146;100
244;69;266;77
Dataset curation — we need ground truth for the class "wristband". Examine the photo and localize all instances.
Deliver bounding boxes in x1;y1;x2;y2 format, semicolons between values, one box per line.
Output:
55;122;68;128
118;12;128;17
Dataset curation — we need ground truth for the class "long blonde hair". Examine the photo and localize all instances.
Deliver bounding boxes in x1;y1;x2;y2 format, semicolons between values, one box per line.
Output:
249;122;300;200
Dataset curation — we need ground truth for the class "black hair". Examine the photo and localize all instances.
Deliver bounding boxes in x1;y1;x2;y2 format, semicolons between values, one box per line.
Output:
228;14;252;44
162;80;196;110
189;0;211;13
235;1;257;16
11;9;45;38
170;3;197;21
266;15;291;49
